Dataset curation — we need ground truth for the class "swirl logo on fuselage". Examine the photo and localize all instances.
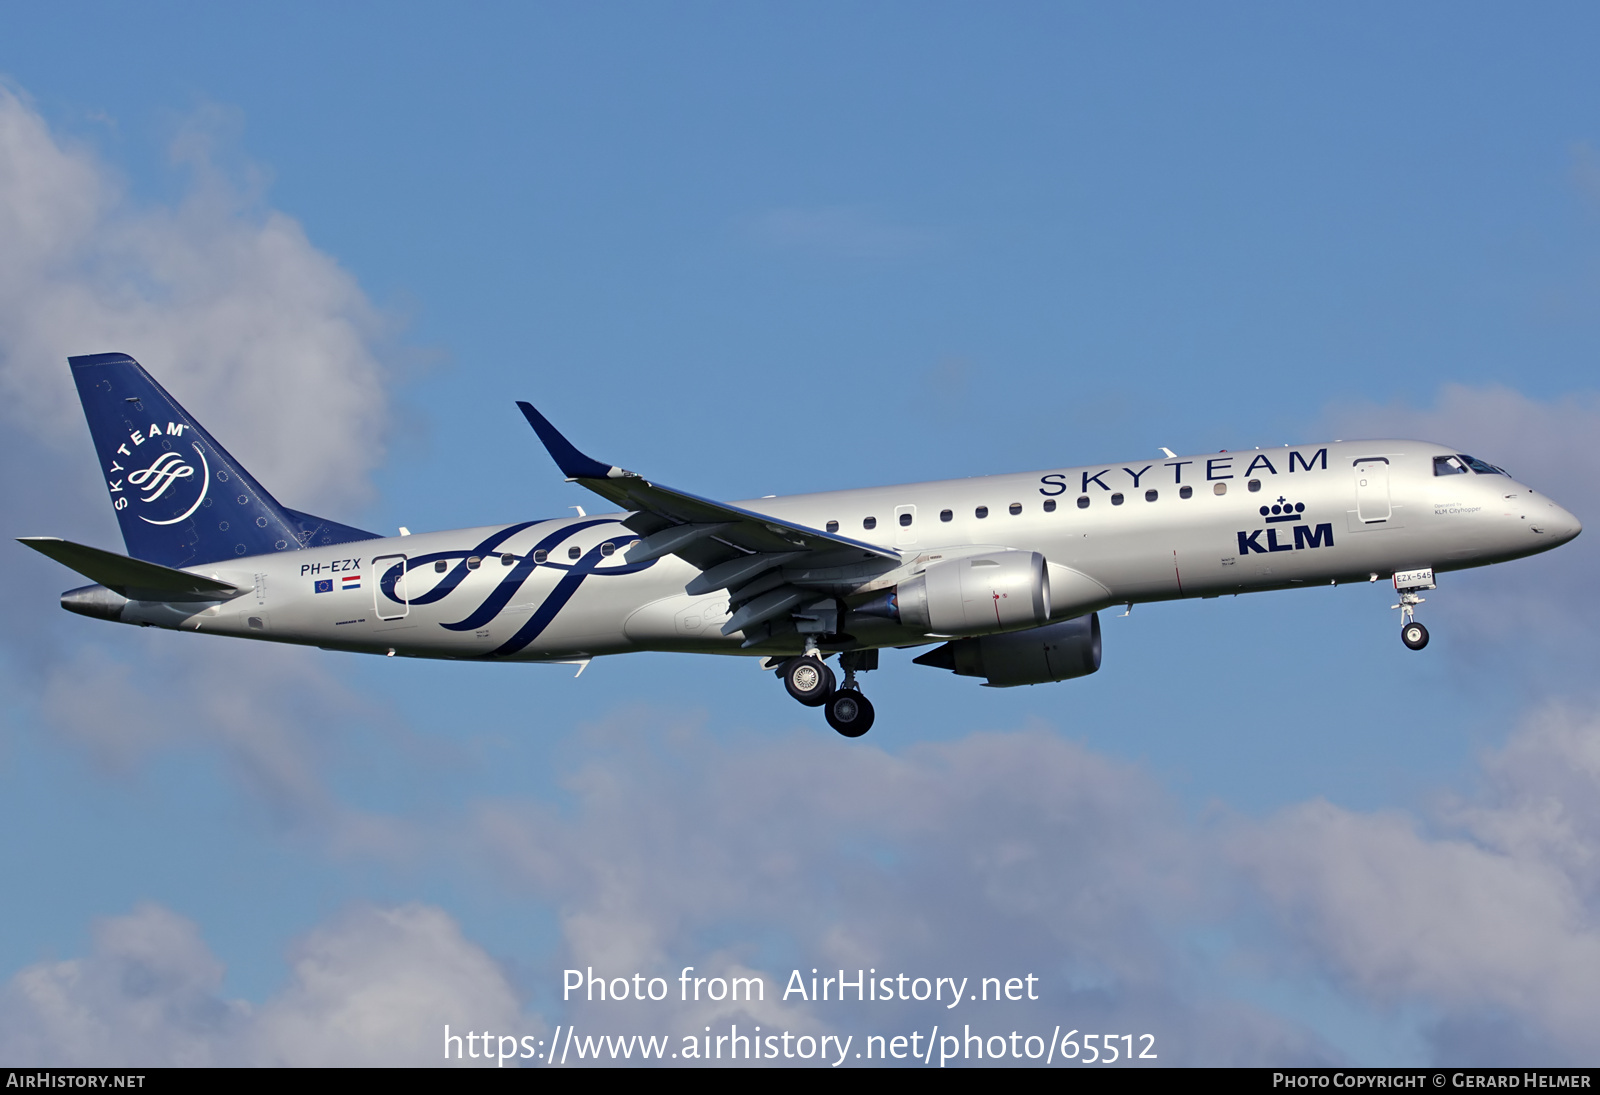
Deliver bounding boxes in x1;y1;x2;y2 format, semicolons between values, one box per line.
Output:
373;518;659;658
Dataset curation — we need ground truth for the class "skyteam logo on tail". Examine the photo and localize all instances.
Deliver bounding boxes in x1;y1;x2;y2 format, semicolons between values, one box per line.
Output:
130;451;193;501
1237;497;1335;554
103;421;210;526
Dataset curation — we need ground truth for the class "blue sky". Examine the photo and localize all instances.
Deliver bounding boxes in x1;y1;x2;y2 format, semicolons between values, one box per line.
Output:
2;3;1599;1066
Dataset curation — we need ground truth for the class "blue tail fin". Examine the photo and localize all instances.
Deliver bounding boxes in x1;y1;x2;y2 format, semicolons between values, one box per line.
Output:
69;353;379;567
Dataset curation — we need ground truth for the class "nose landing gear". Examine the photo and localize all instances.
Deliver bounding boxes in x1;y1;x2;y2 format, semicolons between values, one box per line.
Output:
1391;568;1436;651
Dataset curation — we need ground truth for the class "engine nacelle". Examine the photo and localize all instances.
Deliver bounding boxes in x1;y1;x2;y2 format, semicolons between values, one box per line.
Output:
912;613;1102;687
866;551;1050;636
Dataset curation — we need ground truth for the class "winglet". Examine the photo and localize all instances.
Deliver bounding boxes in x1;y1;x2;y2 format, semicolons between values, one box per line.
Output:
516;401;619;480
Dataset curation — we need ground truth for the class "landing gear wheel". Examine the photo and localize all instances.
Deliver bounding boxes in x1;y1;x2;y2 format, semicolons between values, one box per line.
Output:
784;656;836;707
1401;621;1429;650
825;690;875;737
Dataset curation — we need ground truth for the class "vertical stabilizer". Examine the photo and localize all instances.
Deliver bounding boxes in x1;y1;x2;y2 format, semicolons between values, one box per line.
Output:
68;353;370;567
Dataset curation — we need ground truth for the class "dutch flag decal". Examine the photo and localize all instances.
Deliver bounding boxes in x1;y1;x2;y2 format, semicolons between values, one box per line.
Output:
343;574;361;591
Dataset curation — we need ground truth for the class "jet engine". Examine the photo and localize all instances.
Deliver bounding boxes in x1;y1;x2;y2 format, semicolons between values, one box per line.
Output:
912;613;1102;687
858;551;1050;636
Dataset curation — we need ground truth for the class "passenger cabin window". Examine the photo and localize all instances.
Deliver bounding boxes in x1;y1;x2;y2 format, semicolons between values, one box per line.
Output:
899;512;913;527
1077;496;1090;509
1214;482;1227;495
975;506;989;518
1247;479;1261;492
863;516;877;530
939;509;953;522
1179;485;1193;499
826;520;839;532
1111;493;1124;505
1145;489;1158;502
1459;454;1506;475
501;553;514;566
534;550;548;564
467;556;481;570
568;546;581;560
1043;499;1056;512
435;560;447;573
1009;503;1022;515
601;542;615;556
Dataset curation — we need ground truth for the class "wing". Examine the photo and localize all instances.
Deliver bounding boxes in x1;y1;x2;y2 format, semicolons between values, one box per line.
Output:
517;402;902;645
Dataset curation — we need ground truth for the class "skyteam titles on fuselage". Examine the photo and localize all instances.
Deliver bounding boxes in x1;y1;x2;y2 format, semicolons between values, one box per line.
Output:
1038;446;1327;497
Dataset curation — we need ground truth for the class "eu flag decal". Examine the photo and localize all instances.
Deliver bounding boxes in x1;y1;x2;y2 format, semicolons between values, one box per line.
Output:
314;579;333;593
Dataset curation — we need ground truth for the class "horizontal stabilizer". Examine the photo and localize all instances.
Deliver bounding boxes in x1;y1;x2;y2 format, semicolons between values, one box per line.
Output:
18;537;241;602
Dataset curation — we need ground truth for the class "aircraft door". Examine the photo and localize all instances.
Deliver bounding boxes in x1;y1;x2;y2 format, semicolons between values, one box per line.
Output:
894;504;918;546
373;554;410;620
1354;460;1392;524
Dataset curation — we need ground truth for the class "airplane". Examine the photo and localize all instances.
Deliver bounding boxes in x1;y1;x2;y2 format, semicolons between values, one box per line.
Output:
20;353;1584;738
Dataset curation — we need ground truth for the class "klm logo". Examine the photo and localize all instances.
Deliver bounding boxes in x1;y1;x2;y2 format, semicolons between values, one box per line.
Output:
1237;497;1334;555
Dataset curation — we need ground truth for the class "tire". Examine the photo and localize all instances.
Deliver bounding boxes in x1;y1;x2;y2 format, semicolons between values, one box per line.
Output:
825;690;875;737
1401;621;1429;650
784;656;836;706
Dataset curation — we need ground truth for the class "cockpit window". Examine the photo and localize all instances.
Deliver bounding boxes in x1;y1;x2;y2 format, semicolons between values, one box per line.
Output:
1458;454;1506;475
1434;455;1469;476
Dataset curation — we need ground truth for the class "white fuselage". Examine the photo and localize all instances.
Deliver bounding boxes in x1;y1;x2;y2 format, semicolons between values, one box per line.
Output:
119;440;1581;662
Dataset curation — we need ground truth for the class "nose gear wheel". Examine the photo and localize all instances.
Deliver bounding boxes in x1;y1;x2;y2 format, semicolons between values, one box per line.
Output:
1390;569;1436;652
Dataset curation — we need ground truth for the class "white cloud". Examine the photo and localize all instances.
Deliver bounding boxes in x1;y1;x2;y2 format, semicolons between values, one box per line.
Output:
460;704;1600;1064
0;903;527;1066
1235;702;1600;1062
0;84;390;516
11;706;1600;1065
1;903;244;1066
471;712;1326;1063
34;634;419;856
250;904;529;1066
0;85;408;851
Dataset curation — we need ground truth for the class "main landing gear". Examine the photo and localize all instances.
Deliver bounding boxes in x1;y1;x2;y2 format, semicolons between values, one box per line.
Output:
1390;567;1436;651
783;654;834;705
775;646;877;737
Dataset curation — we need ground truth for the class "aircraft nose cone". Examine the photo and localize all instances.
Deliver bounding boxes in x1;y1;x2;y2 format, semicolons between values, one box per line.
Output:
1540;502;1582;545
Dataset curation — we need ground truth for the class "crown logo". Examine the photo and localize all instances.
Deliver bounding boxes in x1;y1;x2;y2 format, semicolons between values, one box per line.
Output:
1260;497;1305;524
